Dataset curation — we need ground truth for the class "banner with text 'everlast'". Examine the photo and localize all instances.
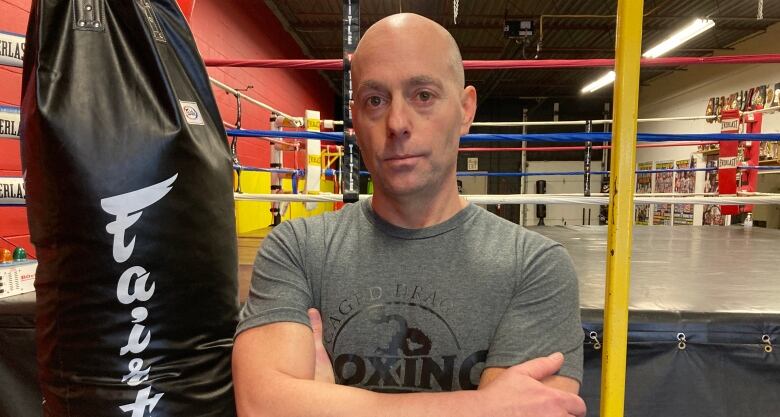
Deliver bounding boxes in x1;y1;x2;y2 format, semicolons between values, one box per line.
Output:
0;106;20;139
0;177;25;205
0;31;24;67
21;1;238;416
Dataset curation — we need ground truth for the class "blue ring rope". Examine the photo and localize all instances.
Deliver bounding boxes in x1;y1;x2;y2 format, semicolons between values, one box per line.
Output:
234;165;303;175
226;129;780;143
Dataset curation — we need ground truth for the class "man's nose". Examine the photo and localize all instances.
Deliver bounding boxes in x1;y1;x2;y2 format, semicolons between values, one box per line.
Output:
386;98;411;141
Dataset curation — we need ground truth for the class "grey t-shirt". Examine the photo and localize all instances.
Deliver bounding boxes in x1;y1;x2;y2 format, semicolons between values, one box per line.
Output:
237;199;583;392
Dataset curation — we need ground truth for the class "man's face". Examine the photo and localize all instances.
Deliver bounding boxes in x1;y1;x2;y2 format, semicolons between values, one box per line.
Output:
351;34;474;199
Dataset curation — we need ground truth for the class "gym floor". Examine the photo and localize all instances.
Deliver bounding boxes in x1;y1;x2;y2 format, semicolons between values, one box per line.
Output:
237;226;274;302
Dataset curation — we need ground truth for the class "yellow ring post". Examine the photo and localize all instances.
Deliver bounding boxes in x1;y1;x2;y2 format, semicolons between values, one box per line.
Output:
601;0;644;417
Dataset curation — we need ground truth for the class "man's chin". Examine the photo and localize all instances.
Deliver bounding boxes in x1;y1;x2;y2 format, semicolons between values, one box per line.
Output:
378;180;429;199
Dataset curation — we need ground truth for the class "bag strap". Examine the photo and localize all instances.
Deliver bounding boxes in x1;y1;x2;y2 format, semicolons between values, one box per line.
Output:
136;0;168;43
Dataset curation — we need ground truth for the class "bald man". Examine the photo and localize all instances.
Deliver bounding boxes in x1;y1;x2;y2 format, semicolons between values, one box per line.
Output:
233;13;585;417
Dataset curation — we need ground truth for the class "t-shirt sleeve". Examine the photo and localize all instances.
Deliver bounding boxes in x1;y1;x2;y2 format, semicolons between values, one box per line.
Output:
235;220;314;337
485;237;584;383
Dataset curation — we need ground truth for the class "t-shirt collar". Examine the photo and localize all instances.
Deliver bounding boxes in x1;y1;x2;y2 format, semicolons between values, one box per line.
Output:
360;198;479;240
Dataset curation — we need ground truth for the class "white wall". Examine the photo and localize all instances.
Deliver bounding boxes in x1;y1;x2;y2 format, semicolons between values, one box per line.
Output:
637;22;780;227
524;161;602;226
640;24;780;135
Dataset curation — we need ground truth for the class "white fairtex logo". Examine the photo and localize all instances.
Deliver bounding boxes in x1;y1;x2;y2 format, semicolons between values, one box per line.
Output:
100;174;177;417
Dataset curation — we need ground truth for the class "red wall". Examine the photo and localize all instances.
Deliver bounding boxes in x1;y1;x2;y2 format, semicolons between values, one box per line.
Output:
192;0;335;169
0;0;335;256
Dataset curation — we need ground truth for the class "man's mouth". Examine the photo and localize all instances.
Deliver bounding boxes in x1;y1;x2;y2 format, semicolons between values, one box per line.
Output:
384;154;421;161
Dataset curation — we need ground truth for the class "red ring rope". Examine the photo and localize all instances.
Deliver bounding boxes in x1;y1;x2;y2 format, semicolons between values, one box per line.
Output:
204;54;780;70
458;141;719;152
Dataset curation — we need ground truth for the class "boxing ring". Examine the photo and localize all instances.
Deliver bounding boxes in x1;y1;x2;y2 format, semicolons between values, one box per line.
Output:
207;40;780;417
186;58;780;415
2;1;780;417
4;69;780;417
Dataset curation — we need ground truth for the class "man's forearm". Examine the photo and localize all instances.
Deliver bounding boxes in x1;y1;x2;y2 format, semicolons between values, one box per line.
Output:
237;372;481;417
233;322;585;417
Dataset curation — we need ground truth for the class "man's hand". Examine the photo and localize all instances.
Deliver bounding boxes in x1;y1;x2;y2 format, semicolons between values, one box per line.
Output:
478;353;587;417
480;357;581;395
307;308;335;384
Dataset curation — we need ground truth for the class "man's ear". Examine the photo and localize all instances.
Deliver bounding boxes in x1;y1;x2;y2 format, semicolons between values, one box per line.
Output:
460;86;477;136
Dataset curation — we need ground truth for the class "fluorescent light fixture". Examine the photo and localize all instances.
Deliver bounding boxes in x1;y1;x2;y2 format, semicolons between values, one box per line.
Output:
581;71;616;93
643;18;715;58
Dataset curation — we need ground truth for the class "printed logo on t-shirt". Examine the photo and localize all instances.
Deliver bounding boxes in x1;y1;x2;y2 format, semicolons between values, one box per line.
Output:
325;283;487;392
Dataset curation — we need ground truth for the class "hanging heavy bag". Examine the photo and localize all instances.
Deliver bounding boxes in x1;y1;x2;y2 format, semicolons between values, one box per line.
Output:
21;1;238;416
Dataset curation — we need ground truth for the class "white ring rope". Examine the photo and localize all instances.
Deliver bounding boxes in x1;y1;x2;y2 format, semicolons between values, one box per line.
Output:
234;192;780;205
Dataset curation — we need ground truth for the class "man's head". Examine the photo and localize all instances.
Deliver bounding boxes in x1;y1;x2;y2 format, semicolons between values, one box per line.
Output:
350;13;476;201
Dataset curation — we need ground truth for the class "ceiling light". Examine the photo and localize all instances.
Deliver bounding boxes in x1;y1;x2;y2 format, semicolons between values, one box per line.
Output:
643;18;715;58
581;71;616;94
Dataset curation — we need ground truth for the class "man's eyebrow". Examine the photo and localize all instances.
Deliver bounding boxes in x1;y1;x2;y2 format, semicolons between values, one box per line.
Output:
355;76;445;94
406;75;444;90
356;80;386;94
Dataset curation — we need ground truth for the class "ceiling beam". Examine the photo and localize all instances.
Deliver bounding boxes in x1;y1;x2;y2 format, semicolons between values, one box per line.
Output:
263;0;339;93
290;12;780;22
269;5;774;103
313;46;730;55
290;20;774;32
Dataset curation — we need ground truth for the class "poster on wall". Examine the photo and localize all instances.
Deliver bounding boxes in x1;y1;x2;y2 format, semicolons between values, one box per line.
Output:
673;158;695;225
635;162;652;225
0;105;20;139
653;160;674;225
703;154;724;225
0;31;25;67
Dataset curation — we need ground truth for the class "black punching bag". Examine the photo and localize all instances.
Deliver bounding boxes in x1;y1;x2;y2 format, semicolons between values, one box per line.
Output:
21;1;238;416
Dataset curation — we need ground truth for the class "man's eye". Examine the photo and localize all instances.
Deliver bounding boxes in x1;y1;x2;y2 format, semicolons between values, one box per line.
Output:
418;91;432;101
368;96;383;107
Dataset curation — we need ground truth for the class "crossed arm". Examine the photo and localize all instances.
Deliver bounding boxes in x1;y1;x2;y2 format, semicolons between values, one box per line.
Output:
232;309;585;417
